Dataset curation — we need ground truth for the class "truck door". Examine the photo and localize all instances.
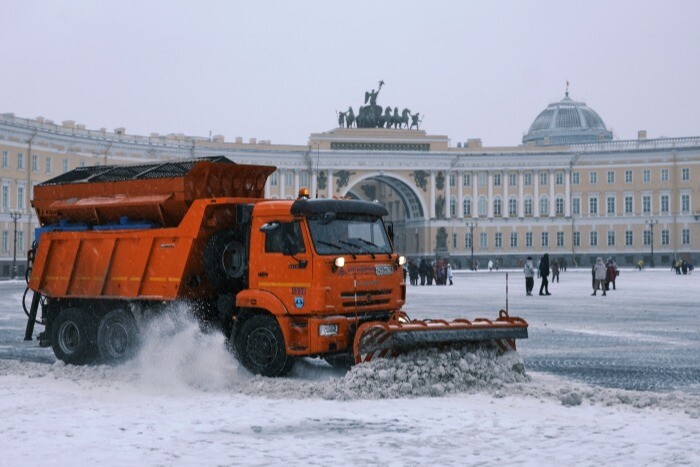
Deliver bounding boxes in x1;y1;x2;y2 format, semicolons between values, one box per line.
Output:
252;220;313;314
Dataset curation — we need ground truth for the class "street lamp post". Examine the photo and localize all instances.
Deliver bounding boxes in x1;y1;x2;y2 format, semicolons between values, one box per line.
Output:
467;221;477;271
645;218;658;268
10;210;22;279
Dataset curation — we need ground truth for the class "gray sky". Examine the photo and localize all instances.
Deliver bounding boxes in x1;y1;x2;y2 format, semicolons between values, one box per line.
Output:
3;0;699;147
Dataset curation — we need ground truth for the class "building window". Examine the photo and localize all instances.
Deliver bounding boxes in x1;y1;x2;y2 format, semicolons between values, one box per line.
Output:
463;197;472;217
541;232;549;247
539;196;549;216
17;186;24;210
509;173;517;187
661;229;670;246
625;230;633;246
465;233;472;249
661;169;669;182
555;172;563;185
1;231;7;252
17;153;24;170
495;232;502;248
525;232;533;247
624;195;633;214
606;196;615;215
607;230;615;246
449;197;456;217
556;231;564;247
643;230;651;246
479;232;487;249
17;231;24;252
524;197;533;216
682;168;690;181
681;194;690;213
285;171;293;186
493;173;501;187
555;197;564;216
682;229;690;245
509;197;517;216
1;185;8;210
589;196;598;216
510;232;518;248
300;172;309;187
572;172;580;185
32;154;39;172
573;231;580;247
572;197;581;215
642;195;651;214
493;197;502;217
607;171;615;184
453;233;457;249
79;160;86;168
63;159;69;173
463;174;471;186
643;169;651;183
590;231;598;247
625;170;632;183
1;151;8;168
478;196;487;217
478;172;487;186
524;173;532;186
660;194;669;213
589;171;597;184
270;172;278;186
449;173;455;187
539;172;548;186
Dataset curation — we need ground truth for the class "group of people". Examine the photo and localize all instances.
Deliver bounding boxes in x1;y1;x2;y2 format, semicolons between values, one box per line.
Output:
672;259;694;275
406;258;453;286
523;253;554;296
591;257;618;296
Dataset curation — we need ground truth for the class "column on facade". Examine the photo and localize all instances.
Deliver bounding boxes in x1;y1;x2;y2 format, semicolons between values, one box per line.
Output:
264;177;271;198
503;170;509;218
487;171;494;218
327;169;334;198
279;169;286;198
518;171;524;217
312;171;318;199
472;170;478;218
444;170;451;219
430;170;436;219
294;170;300;196
534;170;540;217
565;169;571;217
549;170;555;217
457;171;464;219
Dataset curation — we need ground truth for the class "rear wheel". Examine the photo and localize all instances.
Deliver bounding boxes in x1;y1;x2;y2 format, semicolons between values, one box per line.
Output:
234;314;295;376
51;308;97;365
97;308;140;365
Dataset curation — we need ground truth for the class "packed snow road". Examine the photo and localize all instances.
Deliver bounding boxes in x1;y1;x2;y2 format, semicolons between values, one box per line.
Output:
1;268;699;393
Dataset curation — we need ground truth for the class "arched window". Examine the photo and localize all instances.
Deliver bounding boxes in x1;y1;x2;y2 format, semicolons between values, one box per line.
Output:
524;196;533;216
463;197;472;217
478;195;487;217
540;196;549;216
493;196;502;217
508;196;518;217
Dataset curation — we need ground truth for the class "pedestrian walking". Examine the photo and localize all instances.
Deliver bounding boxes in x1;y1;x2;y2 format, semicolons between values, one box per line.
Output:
488;259;494;271
551;258;560;283
538;253;551;295
446;263;453;285
592;257;607;296
523;256;535;296
605;257;617;290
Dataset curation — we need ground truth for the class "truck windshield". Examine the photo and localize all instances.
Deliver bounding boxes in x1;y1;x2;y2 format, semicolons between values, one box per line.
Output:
307;214;392;256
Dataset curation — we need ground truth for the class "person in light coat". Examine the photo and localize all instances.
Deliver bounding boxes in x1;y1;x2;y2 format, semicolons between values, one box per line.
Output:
523;256;535;296
592;257;607;296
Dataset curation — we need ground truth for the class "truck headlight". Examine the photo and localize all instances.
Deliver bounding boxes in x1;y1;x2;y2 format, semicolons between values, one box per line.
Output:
334;257;345;268
319;324;339;336
398;255;406;266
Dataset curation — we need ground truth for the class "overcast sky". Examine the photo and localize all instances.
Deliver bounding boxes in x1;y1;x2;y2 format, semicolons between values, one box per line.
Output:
3;0;699;147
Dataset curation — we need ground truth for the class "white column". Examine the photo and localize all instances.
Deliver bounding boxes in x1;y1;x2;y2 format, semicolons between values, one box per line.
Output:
565;169;571;217
294;170;300;196
264;178;271;198
444;170;451;219
518;171;524;217
457;171;464;219
430;170;436;219
472;171;478;218
327;169;334;197
534;170;540;217
487;171;494;218
312;171;318;199
279;169;286;198
549;170;555;217
503;170;509;218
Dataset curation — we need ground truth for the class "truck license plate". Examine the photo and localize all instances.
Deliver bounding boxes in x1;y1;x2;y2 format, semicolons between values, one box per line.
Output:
375;265;393;276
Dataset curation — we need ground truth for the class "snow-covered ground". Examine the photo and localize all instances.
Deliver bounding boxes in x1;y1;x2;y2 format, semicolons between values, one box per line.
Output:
1;269;699;465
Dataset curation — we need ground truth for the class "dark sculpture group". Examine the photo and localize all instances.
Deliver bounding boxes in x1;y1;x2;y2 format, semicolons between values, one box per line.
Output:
337;80;423;130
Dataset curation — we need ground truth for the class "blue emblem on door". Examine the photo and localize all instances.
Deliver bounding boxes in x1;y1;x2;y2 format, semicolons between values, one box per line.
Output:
295;297;304;309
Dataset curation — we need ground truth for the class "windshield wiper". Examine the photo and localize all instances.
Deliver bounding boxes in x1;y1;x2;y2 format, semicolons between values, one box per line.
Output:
316;240;342;250
357;238;391;258
340;240;373;259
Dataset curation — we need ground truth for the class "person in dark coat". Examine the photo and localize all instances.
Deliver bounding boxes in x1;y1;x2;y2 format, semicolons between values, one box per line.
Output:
605;257;617;290
538;253;551;295
418;259;428;286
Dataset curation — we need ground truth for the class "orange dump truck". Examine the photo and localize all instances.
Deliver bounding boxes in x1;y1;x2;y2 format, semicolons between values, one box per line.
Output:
23;157;527;376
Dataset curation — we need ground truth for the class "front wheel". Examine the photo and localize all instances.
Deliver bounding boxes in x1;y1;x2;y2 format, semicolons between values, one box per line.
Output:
233;314;295;377
97;308;140;365
51;308;97;365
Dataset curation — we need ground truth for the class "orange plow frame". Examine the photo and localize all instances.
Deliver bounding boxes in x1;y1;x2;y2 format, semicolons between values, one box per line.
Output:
353;310;528;364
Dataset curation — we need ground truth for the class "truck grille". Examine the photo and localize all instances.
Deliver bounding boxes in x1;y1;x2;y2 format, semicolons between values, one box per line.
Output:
340;289;393;308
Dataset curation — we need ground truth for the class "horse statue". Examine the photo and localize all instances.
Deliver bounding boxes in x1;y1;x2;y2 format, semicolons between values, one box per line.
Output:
345;107;356;128
337;110;347;128
397;108;411;129
383;106;393;128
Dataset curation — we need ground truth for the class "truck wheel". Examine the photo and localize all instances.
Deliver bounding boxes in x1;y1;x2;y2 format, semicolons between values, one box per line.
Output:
234;314;295;376
205;229;246;291
97;309;140;365
51;308;97;365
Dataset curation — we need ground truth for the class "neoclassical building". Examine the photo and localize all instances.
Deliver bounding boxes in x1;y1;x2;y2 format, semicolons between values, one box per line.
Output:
1;91;698;276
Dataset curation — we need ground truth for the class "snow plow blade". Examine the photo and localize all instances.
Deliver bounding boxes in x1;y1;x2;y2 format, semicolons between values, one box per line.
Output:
353;310;528;364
